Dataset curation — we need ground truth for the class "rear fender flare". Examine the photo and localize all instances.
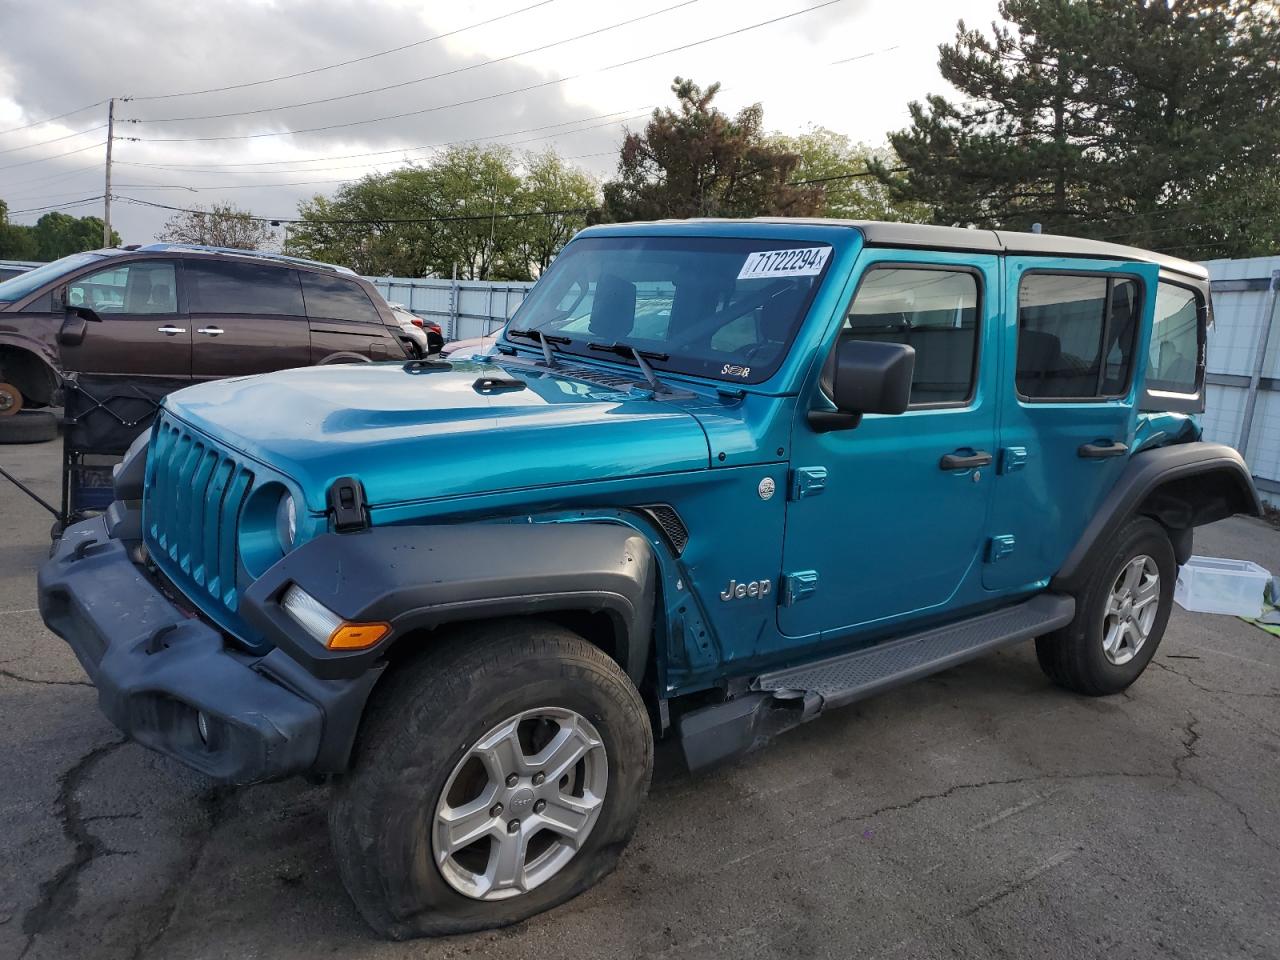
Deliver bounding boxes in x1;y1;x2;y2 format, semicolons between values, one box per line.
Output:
1052;442;1262;593
243;522;656;683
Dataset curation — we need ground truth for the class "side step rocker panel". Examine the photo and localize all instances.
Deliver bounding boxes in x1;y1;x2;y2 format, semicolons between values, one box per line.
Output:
679;593;1075;771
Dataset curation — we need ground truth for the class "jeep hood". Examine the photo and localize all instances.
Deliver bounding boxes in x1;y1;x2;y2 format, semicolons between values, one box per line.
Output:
161;359;712;512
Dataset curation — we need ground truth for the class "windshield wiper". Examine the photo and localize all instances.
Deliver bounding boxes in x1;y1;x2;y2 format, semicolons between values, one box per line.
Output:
588;341;670;393
507;328;570;367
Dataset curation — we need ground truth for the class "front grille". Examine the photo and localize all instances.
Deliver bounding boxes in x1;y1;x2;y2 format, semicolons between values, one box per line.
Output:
145;416;255;618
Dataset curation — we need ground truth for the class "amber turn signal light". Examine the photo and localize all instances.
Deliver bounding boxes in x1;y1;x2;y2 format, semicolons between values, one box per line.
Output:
327;622;391;650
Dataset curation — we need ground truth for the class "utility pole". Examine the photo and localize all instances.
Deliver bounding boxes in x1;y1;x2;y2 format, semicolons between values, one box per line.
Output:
103;97;115;248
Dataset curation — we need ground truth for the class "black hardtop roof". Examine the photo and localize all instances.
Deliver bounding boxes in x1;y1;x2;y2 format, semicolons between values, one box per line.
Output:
659;217;1209;281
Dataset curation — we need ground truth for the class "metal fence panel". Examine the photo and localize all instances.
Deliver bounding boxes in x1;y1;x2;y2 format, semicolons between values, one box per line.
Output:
366;276;534;341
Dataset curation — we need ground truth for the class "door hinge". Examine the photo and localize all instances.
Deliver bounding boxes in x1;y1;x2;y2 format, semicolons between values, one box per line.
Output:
999;446;1029;474
788;466;828;501
986;535;1016;562
781;570;819;605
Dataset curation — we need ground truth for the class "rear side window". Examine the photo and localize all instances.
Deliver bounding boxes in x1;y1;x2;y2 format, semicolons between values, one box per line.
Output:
1016;273;1139;400
186;261;304;316
1147;283;1200;394
843;267;980;405
300;273;382;324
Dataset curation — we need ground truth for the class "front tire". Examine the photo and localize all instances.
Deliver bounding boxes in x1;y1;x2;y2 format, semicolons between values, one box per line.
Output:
1036;516;1176;695
329;620;653;939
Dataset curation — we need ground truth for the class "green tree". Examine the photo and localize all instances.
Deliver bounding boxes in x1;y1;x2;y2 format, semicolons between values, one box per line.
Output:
768;128;928;222
876;0;1280;259
157;202;277;249
512;150;599;277
600;78;823;222
289;146;596;279
0;204;116;260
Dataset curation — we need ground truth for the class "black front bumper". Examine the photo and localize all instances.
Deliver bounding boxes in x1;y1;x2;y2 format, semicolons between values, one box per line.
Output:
38;515;380;784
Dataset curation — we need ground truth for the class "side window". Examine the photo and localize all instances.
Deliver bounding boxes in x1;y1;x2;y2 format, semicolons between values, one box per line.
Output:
300;273;383;324
843;267;980;405
67;261;177;315
186;261;304;316
1016;273;1139;400
1147;283;1200;394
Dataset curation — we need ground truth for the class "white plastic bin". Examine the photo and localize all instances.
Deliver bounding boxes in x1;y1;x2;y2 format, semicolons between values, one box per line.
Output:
1174;556;1271;619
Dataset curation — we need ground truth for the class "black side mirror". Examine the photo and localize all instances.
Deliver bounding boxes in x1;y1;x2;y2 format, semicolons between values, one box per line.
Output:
810;338;916;432
58;306;101;346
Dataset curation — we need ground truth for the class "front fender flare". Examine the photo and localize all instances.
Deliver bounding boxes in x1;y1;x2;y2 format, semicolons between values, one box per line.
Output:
1052;442;1262;594
242;522;655;681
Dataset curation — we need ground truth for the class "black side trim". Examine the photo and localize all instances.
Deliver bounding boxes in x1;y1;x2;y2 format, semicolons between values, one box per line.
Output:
243;522;655;682
1053;442;1262;593
637;504;689;555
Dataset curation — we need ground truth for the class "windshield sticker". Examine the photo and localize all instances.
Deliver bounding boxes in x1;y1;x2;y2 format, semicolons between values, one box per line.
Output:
737;247;831;280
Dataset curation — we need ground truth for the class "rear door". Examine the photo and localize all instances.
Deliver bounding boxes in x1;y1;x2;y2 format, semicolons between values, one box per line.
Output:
301;272;400;361
60;258;190;377
185;259;311;379
983;258;1160;591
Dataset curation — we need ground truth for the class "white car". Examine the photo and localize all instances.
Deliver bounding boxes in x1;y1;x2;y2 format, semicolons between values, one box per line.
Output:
389;304;443;357
439;332;499;360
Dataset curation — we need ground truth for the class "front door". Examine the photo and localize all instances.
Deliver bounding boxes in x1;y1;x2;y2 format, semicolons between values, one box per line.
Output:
60;258;190;377
982;258;1159;590
185;259;311;379
780;250;1000;640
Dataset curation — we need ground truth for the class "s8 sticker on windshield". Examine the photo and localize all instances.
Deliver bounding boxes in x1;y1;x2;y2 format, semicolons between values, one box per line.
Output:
737;246;831;280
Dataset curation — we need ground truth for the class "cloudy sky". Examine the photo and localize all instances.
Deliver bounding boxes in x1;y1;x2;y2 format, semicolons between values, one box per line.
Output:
0;0;1001;247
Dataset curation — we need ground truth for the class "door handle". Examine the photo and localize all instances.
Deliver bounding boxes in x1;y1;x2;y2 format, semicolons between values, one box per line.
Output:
156;325;186;336
196;326;224;336
1078;440;1128;459
939;449;994;471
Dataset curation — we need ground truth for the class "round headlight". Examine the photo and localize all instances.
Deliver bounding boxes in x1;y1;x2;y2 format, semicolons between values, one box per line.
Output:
275;492;297;550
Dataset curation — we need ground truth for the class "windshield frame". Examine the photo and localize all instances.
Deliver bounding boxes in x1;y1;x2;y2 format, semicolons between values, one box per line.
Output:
0;252;109;304
504;234;834;386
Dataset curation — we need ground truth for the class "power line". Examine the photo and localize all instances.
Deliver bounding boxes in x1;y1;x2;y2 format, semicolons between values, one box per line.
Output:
131;0;701;124
111;108;650;171
1;159;104;190
116;195;596;225
125;0;849;144
0;140;107;173
0;100;108;137
127;0;559;102
0;123;108;158
5;195;106;216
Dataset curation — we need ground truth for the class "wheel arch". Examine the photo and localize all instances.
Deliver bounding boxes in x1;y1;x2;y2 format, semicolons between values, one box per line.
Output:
242;521;658;687
0;343;59;407
1052;442;1262;593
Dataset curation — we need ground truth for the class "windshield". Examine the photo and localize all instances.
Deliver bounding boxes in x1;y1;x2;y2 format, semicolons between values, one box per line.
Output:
0;252;106;303
507;236;832;384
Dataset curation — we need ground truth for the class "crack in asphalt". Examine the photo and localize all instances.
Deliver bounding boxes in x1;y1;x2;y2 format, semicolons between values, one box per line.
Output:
128;785;237;960
1152;658;1280;699
19;738;127;959
0;668;91;688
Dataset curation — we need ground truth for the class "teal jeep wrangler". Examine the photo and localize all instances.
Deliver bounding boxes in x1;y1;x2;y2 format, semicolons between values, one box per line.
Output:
39;219;1260;938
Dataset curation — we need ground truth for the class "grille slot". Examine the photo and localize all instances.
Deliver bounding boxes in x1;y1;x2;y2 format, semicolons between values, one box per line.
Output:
638;505;689;555
145;416;254;615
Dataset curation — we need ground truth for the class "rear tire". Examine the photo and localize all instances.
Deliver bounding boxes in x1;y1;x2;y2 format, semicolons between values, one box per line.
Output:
329;620;653;939
1036;516;1175;695
0;409;57;444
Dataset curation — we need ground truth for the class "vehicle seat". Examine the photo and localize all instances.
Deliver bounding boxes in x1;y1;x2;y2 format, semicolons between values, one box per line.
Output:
588;275;637;341
1017;329;1066;396
150;282;171;310
127;274;154;313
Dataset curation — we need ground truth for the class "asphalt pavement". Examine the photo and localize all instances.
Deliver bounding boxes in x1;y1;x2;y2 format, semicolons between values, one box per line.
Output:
1;433;1277;960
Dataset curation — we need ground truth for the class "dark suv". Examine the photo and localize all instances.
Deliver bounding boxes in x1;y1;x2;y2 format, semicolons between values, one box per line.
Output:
0;244;412;416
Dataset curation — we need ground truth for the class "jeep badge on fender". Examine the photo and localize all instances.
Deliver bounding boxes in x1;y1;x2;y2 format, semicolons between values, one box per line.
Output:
721;578;773;601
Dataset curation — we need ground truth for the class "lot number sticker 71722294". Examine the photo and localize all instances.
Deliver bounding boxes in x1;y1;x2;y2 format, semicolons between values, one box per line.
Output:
737;246;831;280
